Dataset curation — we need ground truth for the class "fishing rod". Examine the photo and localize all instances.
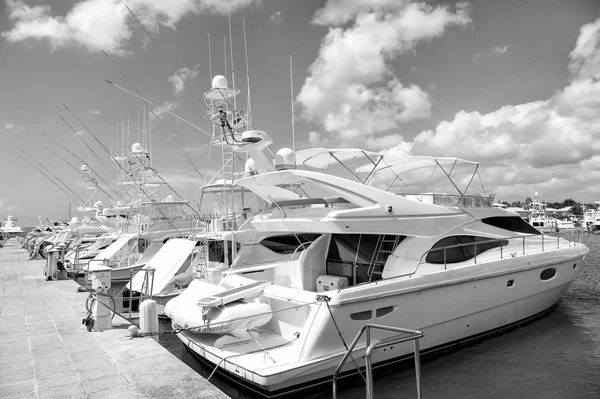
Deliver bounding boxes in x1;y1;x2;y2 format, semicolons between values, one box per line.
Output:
124;5;208;116
20;150;85;204
38;132;120;197
63;105;203;232
104;79;211;137
59;116;118;180
102;51;206;180
41;145;116;203
18;154;74;200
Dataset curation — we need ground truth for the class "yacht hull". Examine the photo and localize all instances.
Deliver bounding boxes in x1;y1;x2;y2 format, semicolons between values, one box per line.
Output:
176;253;585;395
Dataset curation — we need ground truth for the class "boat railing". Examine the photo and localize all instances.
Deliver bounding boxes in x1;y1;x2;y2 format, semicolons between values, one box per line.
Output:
415;230;584;272
402;193;495;208
332;323;424;399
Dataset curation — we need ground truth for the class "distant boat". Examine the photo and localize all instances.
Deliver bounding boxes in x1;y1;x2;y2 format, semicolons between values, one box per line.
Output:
1;215;26;238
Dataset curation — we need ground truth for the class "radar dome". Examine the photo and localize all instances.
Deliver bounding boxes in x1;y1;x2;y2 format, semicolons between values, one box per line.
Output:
132;143;144;153
81;165;89;172
102;208;110;216
93;201;104;209
212;75;228;89
274;148;295;171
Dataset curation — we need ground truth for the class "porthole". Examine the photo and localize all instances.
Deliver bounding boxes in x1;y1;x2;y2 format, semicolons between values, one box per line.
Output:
573;263;577;269
376;306;394;318
507;279;514;287
540;268;556;281
350;310;372;320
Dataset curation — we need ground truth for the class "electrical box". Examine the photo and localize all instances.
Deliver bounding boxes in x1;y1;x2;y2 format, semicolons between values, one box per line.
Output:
316;275;349;292
206;267;223;284
91;266;112;294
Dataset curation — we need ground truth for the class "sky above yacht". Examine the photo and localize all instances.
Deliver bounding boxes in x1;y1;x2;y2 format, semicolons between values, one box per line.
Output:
1;0;599;225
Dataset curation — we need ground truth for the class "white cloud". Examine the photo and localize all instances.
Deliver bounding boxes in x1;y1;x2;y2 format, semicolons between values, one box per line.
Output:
152;100;178;120
385;17;600;200
2;0;262;55
473;44;510;62
88;110;100;115
4;123;14;130
490;45;509;56
269;11;284;25
17;126;25;131
168;65;200;96
297;0;471;148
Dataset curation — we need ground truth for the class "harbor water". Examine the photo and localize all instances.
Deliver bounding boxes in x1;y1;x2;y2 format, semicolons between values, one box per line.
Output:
159;232;600;398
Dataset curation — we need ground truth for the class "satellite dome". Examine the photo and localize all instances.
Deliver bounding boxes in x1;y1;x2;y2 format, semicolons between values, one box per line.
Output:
81;165;89;172
212;75;228;89
274;148;294;171
132;143;144;153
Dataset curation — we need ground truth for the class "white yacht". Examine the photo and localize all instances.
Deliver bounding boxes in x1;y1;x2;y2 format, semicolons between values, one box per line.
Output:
166;154;588;396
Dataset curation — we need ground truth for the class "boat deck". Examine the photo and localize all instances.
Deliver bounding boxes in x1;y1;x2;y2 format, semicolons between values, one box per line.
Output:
0;241;229;399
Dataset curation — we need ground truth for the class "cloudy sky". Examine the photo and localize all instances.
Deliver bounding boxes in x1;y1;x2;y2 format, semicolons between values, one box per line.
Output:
1;0;599;225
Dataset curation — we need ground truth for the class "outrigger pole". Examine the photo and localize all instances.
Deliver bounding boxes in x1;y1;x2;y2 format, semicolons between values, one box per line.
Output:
38;132;119;197
59;117;117;180
40;145;116;203
19;150;85;204
18;154;74;201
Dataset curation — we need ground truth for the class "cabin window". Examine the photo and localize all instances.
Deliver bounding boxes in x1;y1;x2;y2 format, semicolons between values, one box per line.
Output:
425;236;508;264
482;216;540;234
208;241;242;263
259;234;322;255
540;268;556;281
376;306;394;318
350;310;372;320
327;234;406;285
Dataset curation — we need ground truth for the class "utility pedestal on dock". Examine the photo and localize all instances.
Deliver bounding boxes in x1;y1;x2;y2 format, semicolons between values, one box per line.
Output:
45;248;58;280
90;266;113;332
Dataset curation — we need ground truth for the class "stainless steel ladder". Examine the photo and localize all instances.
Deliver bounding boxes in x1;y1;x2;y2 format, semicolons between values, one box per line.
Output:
332;324;424;399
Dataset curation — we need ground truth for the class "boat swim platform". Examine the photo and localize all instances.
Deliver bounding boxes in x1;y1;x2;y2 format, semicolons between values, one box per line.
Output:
0;241;229;399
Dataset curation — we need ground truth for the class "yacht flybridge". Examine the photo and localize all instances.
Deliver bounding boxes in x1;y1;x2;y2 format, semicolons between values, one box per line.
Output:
164;75;589;396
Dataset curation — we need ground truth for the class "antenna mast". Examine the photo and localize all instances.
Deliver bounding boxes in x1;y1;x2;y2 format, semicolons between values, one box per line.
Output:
290;54;296;155
243;17;252;125
208;32;213;84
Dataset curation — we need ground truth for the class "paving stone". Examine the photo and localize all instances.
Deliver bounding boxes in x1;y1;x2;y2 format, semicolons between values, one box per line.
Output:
80;374;128;394
0;379;35;398
36;372;80;391
37;383;86;399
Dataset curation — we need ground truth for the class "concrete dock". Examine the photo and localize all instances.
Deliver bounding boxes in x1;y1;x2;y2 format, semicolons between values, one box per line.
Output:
0;241;230;399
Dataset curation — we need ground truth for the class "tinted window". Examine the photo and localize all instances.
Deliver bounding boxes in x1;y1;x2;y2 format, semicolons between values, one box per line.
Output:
260;234;321;254
482;216;541;234
208;240;242;263
426;236;508;264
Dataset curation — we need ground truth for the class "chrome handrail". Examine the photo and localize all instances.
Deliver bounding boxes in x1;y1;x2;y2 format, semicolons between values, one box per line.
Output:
417;230;582;271
332;323;424;399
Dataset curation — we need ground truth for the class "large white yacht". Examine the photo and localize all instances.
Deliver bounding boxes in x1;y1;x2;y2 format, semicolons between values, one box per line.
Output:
165;125;588;396
161;73;590;396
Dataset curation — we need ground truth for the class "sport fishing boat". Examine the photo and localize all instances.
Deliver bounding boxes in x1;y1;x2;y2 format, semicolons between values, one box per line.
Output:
164;75;590;396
